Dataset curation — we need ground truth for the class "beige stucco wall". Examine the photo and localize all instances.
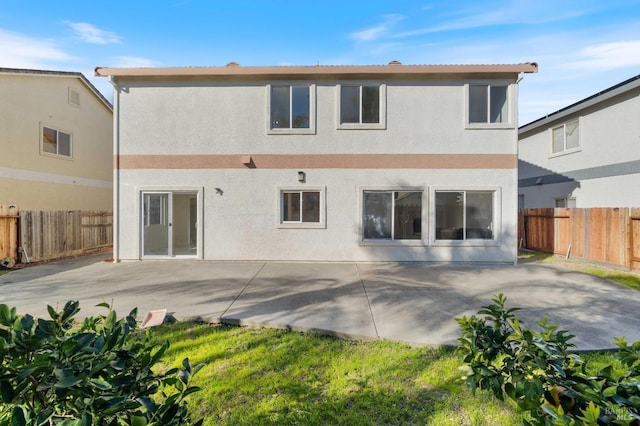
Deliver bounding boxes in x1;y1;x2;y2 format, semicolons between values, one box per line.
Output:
113;76;520;262
0;73;112;210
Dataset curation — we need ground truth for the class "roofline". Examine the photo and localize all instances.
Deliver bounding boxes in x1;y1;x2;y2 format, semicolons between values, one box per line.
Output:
95;62;538;78
519;73;640;135
0;67;112;111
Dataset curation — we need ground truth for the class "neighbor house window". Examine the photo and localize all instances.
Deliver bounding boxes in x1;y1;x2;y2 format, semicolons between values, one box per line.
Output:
42;126;72;157
435;190;494;240
279;188;325;228
362;191;422;240
467;82;511;126
268;84;315;134
338;82;386;129
555;197;576;208
552;119;579;154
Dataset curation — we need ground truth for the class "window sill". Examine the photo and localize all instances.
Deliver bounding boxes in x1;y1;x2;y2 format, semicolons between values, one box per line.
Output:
337;122;386;130
268;128;316;135
549;148;581;158
278;222;326;229
465;122;514;130
40;152;73;160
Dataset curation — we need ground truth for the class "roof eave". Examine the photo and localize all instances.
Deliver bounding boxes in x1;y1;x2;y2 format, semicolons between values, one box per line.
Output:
519;73;640;135
95;63;538;79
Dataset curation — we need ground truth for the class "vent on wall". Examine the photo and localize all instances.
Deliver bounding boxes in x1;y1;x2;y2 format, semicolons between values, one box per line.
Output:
69;88;80;107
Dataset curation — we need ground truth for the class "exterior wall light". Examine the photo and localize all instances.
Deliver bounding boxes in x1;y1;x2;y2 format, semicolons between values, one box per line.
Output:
298;171;306;183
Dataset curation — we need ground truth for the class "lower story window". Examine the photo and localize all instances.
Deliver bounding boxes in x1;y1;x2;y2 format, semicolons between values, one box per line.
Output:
363;191;422;240
435;190;494;240
282;191;320;223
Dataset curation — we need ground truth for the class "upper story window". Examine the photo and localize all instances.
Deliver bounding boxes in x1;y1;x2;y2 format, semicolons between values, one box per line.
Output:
338;82;386;130
552;119;579;154
42;125;72;158
466;81;513;128
268;84;315;134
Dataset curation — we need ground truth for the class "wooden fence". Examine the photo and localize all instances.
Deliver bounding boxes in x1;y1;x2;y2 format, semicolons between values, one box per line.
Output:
0;206;112;263
519;208;640;271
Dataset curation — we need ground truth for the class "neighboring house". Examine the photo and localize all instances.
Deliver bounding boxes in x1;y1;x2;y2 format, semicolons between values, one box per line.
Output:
518;74;640;208
96;62;537;262
0;68;113;211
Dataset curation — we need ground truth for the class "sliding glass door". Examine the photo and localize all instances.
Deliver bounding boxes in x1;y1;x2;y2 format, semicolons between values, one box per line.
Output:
142;191;199;258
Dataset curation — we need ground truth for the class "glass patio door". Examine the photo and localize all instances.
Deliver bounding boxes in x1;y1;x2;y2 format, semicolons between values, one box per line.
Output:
142;191;199;258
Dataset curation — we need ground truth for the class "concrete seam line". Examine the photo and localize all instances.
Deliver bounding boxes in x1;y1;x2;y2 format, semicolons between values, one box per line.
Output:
220;262;267;319
356;263;379;339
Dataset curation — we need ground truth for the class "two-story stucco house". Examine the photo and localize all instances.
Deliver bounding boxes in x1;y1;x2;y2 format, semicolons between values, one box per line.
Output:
519;74;640;208
96;62;537;262
0;68;113;210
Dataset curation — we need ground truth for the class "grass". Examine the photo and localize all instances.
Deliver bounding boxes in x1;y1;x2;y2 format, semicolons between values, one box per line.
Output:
519;250;640;291
0;269;10;276
153;323;522;425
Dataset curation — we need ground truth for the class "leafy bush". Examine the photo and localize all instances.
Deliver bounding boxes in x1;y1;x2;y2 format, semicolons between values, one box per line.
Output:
457;294;640;425
0;301;203;426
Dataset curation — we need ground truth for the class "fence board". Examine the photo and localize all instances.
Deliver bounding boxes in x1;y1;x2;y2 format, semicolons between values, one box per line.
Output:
521;207;638;271
0;205;19;260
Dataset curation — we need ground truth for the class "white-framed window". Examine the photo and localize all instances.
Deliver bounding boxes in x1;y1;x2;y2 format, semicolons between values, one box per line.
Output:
267;83;315;134
465;81;513;128
278;187;326;228
434;190;497;241
41;125;72;158
362;190;423;242
337;82;386;129
554;197;576;208
552;119;579;154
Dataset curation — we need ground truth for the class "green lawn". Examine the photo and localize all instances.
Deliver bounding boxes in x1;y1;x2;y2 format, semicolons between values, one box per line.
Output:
519;251;640;291
153;323;521;425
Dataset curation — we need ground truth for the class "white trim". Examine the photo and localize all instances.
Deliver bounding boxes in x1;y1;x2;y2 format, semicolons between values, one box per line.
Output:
276;186;326;229
0;166;111;189
358;186;426;246
430;186;502;247
464;79;515;129
266;83;316;135
336;81;387;130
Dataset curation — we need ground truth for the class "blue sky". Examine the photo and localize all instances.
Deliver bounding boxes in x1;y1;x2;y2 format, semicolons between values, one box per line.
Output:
1;0;639;125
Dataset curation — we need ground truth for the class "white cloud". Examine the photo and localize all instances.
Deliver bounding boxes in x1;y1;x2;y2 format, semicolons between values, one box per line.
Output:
564;40;640;70
0;28;74;69
66;21;121;44
112;56;160;68
349;14;404;42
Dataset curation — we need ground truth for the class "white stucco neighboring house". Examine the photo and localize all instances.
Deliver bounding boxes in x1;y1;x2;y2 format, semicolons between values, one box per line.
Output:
96;62;537;263
518;74;640;208
0;68;113;210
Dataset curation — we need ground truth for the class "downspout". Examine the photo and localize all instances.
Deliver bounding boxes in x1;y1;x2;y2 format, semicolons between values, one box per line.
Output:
513;72;524;265
109;76;120;262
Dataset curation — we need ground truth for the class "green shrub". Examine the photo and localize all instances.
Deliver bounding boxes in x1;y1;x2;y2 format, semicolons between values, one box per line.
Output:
0;301;203;426
456;294;640;425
